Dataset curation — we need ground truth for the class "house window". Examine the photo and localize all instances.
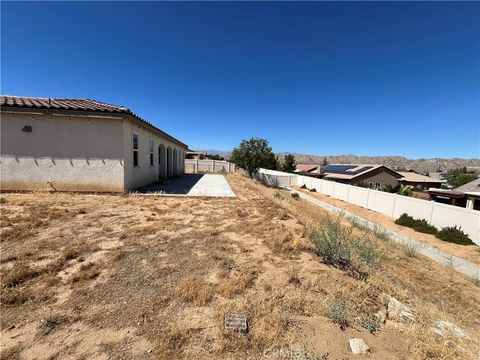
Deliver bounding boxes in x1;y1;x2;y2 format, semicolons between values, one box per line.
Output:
158;146;162;165
149;138;154;166
133;133;139;167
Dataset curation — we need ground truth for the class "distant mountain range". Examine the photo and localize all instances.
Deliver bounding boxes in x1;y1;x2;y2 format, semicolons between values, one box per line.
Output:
201;150;480;174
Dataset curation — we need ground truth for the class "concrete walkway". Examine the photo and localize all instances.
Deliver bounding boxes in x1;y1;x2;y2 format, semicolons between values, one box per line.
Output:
135;174;236;197
187;174;236;197
288;187;480;280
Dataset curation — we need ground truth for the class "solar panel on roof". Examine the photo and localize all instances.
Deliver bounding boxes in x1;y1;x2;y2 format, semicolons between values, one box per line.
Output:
322;165;374;175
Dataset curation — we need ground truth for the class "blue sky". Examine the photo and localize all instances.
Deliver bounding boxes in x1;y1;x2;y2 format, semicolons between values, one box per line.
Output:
2;1;479;159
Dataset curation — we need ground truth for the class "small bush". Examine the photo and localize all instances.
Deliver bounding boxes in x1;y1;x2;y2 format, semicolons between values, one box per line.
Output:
300;184;307;189
395;213;438;235
403;243;418;258
308;218;381;277
324;295;349;329
291;192;300;200
358;314;381;334
309;219;352;270
309;188;317;192
436;226;475;246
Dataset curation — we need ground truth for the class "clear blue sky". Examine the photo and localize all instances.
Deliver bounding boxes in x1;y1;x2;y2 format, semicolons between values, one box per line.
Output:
2;1;479;159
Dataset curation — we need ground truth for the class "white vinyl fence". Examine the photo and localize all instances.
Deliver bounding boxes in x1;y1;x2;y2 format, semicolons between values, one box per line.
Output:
258;168;480;245
185;159;236;174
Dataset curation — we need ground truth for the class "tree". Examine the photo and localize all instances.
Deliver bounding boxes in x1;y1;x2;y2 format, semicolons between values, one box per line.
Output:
280;154;296;173
230;138;277;177
446;167;477;188
322;157;328;166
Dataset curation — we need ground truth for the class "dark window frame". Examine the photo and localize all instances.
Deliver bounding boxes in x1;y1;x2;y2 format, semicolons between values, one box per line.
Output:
133;133;139;167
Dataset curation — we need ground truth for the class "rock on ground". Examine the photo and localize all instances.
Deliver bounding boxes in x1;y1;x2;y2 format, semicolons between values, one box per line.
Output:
349;338;370;354
387;296;416;322
430;320;471;339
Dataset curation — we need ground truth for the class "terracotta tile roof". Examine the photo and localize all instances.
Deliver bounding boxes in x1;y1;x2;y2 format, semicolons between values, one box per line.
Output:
0;95;187;148
397;171;442;183
1;96;129;113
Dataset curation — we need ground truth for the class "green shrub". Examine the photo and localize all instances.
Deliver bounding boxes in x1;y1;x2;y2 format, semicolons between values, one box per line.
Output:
436;226;475;246
324;295;349;329
309;188;317;192
309;219;352;270
300;184;307;189
291;192;300;200
395;213;438;235
412;220;438;235
358;314;381;334
307;218;381;277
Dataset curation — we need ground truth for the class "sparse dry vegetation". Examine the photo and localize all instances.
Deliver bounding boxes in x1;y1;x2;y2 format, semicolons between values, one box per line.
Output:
1;174;479;359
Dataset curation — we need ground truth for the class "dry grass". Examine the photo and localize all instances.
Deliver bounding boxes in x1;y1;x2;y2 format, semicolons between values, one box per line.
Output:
174;276;214;306
217;269;258;298
0;174;479;359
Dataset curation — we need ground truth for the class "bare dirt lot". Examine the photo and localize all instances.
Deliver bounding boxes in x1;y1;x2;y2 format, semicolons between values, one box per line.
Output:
1;174;479;360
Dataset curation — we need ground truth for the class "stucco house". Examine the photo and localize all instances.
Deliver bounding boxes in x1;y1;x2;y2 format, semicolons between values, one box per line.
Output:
0;95;187;192
396;171;443;190
320;164;402;189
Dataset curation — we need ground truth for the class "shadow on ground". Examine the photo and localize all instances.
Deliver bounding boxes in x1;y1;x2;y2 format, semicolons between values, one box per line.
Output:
135;174;205;194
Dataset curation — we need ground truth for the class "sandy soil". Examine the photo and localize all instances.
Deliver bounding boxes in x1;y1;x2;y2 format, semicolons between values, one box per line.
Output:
1;174;479;360
294;187;480;266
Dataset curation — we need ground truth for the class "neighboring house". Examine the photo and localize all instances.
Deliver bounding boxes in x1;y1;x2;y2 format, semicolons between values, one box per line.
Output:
0;95;187;192
397;171;443;190
185;150;207;160
295;164;321;174
428;178;480;210
320;164;402;189
455;177;480;210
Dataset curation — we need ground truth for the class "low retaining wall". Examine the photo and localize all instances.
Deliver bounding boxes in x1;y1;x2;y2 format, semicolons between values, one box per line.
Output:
258;168;480;245
289;188;480;280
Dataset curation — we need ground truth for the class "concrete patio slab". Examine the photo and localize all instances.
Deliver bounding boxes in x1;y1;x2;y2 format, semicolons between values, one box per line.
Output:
135;174;236;197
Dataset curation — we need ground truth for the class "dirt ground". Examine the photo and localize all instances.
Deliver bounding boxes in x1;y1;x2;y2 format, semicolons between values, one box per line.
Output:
294;186;480;266
1;174;479;360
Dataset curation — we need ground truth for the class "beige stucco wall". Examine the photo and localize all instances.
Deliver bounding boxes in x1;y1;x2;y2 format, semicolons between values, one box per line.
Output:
0;112;125;192
122;119;185;190
353;171;399;188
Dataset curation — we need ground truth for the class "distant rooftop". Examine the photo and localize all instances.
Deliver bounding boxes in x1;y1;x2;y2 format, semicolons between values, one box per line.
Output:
455;177;480;193
321;164;384;180
397;171;442;183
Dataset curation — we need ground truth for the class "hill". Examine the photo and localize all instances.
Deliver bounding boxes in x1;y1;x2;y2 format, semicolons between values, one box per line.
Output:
202;150;480;173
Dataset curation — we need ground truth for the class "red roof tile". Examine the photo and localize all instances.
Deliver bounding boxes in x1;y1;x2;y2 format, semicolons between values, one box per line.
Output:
1;95;129;113
1;95;187;148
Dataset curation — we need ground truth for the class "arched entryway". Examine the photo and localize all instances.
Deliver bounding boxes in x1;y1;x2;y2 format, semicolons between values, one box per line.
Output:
158;144;167;180
179;150;184;174
173;149;178;176
167;147;173;178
